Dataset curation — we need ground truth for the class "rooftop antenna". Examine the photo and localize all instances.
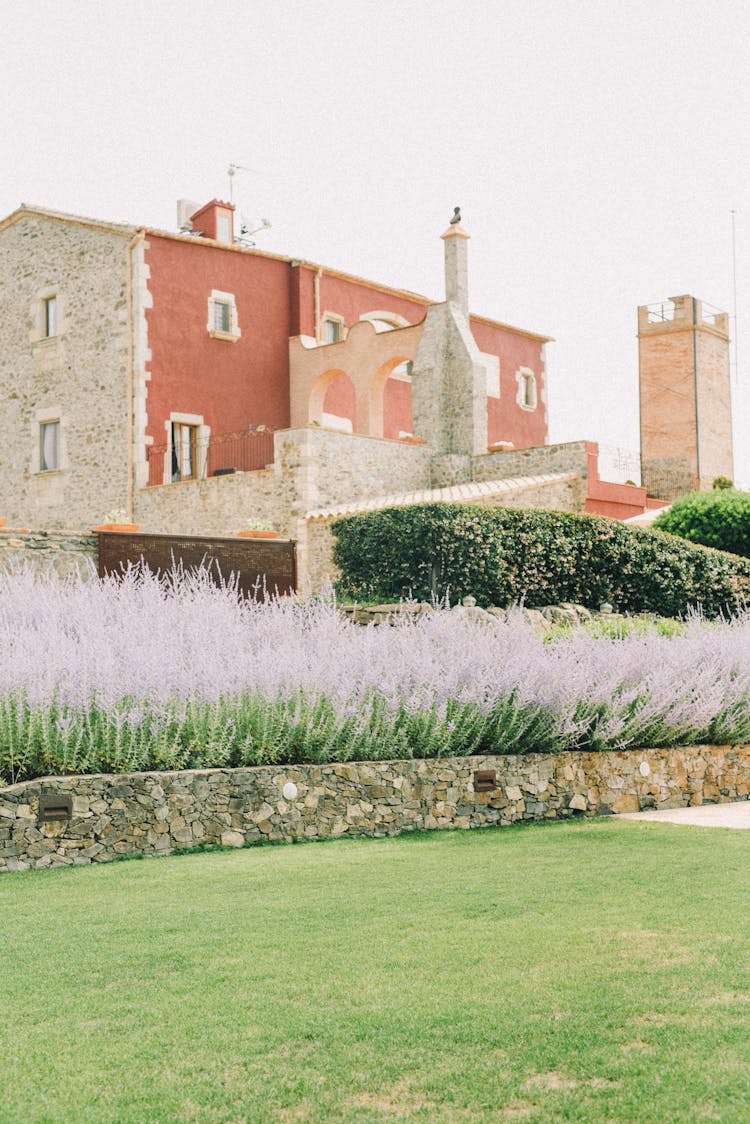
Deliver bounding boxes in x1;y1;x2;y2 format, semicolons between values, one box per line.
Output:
227;162;260;203
731;209;739;385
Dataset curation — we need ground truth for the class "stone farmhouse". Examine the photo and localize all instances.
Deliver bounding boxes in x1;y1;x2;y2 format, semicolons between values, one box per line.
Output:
0;198;697;587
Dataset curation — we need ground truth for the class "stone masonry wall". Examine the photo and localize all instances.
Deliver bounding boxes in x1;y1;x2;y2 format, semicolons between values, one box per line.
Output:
0;215;133;529
2;745;748;872
472;440;589;483
133;467;285;537
132;427;432;586
0;528;97;579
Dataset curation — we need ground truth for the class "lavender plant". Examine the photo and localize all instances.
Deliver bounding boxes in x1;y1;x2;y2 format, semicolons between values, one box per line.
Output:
2;563;750;784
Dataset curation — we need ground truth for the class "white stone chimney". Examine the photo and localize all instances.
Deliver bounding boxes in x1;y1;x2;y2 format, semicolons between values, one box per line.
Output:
441;212;470;314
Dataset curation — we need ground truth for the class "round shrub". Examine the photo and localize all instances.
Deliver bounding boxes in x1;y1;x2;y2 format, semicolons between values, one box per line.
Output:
332;503;750;617
654;489;750;558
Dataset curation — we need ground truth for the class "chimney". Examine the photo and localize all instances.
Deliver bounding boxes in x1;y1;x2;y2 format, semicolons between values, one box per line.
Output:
188;199;236;245
441;209;469;314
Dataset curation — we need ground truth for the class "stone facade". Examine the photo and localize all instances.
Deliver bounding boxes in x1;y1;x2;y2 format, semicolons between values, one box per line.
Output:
0;212;135;529
2;745;748;872
132;426;433;586
0;528;97;579
411;302;491;457
473;440;589;483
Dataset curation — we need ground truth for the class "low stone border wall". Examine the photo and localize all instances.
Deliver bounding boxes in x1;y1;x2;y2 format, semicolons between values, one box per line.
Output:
2;744;749;872
0;529;97;579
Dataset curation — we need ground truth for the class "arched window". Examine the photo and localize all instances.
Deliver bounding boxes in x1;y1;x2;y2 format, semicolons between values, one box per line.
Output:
359;310;410;332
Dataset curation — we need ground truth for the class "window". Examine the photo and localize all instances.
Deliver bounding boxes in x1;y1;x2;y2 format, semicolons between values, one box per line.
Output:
171;422;198;481
516;367;537;411
207;290;240;341
323;317;343;344
44;296;58;338
39;420;60;471
214;301;231;333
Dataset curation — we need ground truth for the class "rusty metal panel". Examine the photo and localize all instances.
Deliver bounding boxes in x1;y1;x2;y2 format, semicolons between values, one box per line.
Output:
98;532;296;599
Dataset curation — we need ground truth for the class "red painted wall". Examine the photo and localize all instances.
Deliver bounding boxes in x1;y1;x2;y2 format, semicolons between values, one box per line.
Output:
143;231;548;458
383;378;413;439
470;319;547;449
318;272;427;328
144;236;292;448
289;265;316;338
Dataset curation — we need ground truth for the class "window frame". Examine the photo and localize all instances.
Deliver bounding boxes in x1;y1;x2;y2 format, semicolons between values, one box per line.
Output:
321;313;345;344
207;290;241;341
171;421;199;482
44;295;58;338
515;367;538;411
39;419;61;472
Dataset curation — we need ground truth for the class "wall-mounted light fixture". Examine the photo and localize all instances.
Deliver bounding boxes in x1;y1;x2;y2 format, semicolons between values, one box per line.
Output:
473;770;497;793
38;794;72;823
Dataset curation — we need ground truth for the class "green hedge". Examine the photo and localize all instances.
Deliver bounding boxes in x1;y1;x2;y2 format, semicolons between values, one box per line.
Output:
331;503;750;617
653;490;750;558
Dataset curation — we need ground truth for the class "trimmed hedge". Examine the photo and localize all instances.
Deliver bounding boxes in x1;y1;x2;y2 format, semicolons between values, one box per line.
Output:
331;503;750;617
653;489;750;558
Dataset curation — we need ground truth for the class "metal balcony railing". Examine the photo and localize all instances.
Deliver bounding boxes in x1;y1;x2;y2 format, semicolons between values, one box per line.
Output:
146;427;275;486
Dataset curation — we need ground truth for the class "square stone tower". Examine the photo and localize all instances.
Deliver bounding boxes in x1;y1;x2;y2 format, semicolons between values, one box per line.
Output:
638;294;733;500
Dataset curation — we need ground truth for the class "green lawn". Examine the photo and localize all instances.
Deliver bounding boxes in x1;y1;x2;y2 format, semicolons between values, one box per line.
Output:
2;820;750;1122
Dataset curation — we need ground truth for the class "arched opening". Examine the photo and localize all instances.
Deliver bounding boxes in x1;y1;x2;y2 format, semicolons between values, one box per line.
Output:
309;368;356;432
372;356;414;440
322;371;356;432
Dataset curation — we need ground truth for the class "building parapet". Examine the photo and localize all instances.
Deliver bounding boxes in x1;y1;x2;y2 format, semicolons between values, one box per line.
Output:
638;294;729;338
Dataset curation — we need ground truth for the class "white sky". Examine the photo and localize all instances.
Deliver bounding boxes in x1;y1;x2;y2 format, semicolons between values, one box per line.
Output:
3;0;750;483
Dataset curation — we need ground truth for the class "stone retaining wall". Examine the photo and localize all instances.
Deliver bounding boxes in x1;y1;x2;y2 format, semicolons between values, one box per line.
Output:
0;529;97;578
2;745;749;872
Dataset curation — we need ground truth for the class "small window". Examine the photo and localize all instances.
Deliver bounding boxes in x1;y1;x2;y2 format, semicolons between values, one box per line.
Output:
40;420;60;471
44;296;57;338
323;318;342;344
516;367;537;411
214;301;231;333
171;422;198;481
207;290;240;340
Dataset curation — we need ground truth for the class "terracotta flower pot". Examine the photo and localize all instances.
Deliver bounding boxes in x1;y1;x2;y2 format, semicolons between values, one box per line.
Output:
237;530;279;539
94;523;140;533
0;518;7;529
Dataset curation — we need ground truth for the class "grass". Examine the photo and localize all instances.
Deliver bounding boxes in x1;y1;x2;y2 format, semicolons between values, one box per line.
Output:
2;819;750;1122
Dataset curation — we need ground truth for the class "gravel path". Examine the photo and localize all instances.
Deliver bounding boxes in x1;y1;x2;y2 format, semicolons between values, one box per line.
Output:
616;802;750;829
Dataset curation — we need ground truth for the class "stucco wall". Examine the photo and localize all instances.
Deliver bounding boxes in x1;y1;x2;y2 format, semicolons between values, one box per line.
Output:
2;745;748;872
0;214;132;529
143;234;294;443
